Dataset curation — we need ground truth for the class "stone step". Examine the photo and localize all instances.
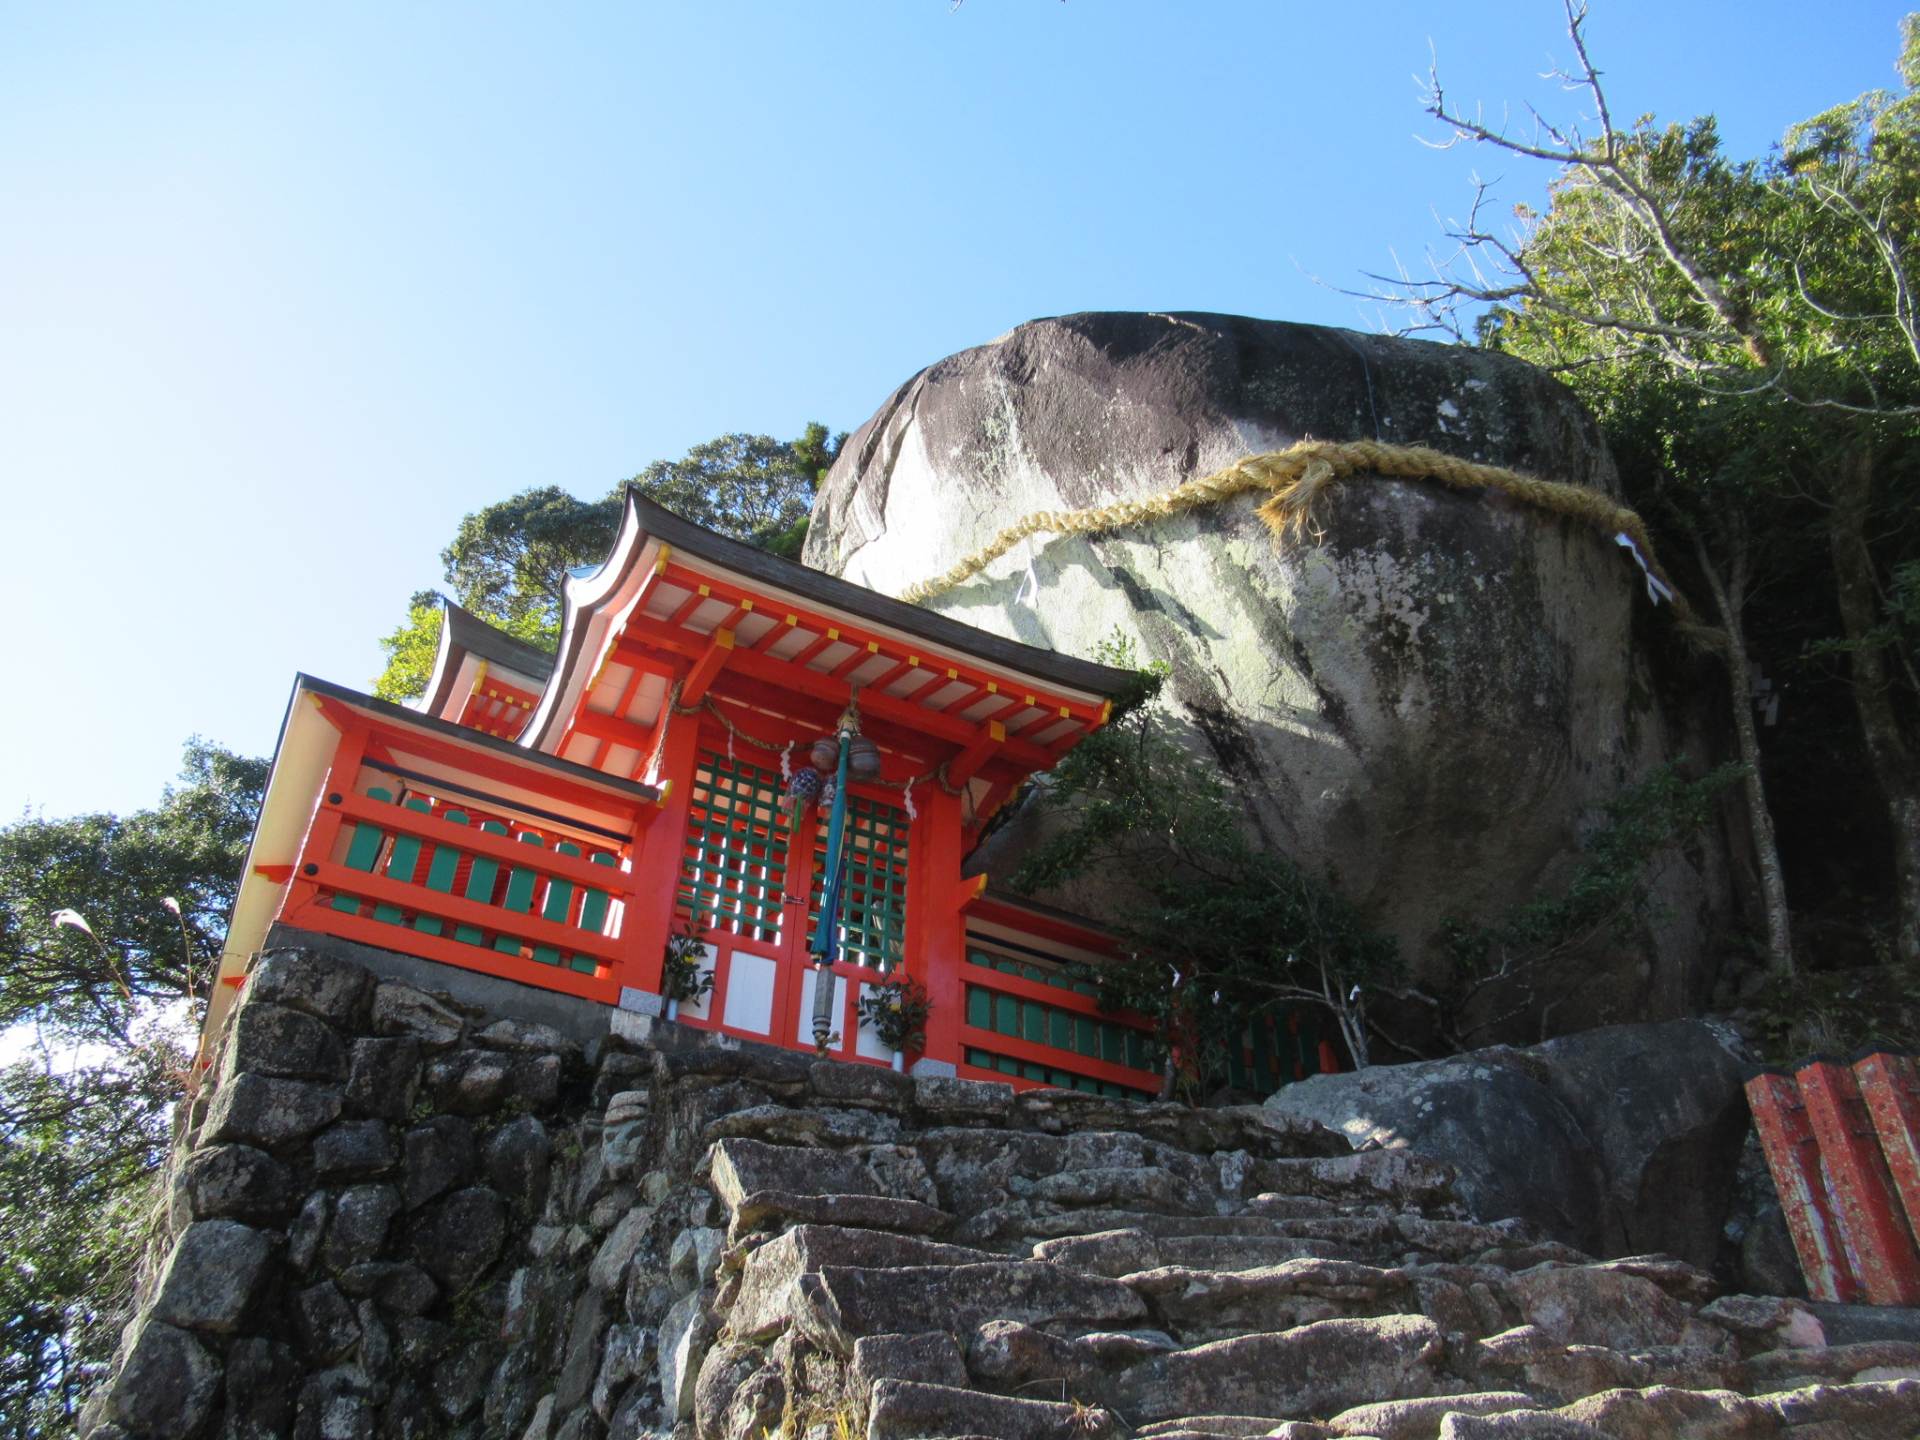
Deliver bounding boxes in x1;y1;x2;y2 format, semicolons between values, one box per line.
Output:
1135;1418;1287;1438
723;1189;952;1242
1730;1338;1920;1392
1033;1228;1362;1278
1325;1391;1537;1440
792;1262;1147;1355
1111;1315;1448;1426
1249;1151;1458;1209
965;1316;1175;1397
953;1202;1354;1249
732;1226;1003;1340
1122;1259;1417;1342
866;1378;1117;1440
704;1137;882;1209
1447;1377;1920;1440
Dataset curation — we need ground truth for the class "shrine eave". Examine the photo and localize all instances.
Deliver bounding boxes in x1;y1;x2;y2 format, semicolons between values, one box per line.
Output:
521;491;1140;757
420;600;557;726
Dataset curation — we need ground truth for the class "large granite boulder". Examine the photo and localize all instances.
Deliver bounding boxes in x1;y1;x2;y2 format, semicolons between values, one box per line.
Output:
1263;1018;1752;1267
805;311;1731;1019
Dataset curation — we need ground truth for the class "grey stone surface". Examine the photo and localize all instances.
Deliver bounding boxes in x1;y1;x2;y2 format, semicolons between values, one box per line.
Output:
409;1186;507;1291
312;1119;396;1180
1264;1022;1751;1266
205;1072;343;1148
344;1036;421;1121
484;1115;552;1216
224;1002;349;1081
109;1319;222;1437
371;983;466;1049
174;1143;294;1223
150;1220;275;1333
806;311;1729;1017
223;1336;301;1440
323;1184;402;1271
250;949;375;1028
656;1289;712;1422
403;1116;476;1210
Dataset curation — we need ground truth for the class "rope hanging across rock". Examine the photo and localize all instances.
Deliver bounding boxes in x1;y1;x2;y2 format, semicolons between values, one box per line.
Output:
898;438;1695;626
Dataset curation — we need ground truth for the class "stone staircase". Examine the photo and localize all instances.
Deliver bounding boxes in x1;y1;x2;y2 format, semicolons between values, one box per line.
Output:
649;1051;1920;1440
83;947;1920;1440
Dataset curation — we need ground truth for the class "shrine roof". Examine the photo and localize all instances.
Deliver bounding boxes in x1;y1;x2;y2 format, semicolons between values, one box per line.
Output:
521;491;1140;756
420;601;557;724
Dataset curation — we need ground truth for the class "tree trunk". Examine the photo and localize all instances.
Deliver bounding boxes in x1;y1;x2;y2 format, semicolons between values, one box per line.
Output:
1830;450;1920;963
1694;535;1795;974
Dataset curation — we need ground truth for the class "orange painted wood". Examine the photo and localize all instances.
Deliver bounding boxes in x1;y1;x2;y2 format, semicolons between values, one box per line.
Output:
1746;1070;1860;1304
305;861;624;963
1796;1059;1920;1305
350;712;655;822
284;897;620;1004
620;709;702;993
1857;1051;1920;1244
680;627;735;706
278;722;372;926
324;793;629;890
655;561;1107;726
944;720;1005;787
903;787;965;1071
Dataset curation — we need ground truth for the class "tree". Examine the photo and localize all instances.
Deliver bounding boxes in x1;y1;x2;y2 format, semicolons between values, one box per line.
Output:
0;740;265;1434
1009;645;1399;1080
1384;4;1920;963
374;424;843;698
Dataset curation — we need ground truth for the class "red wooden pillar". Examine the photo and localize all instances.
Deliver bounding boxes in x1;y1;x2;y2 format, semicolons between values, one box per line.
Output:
1797;1059;1920;1305
279;719;371;926
1857;1050;1920;1242
620;716;701;997
905;786;967;1073
1747;1070;1861;1303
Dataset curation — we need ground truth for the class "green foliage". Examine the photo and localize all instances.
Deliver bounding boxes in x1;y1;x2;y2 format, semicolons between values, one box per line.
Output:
1011;637;1397;1080
1434;762;1745;1043
0;740;267;1044
0;740;263;1435
0;1054;173;1435
660;927;715;1006
1743;959;1920;1062
855;975;931;1053
373;424;843;698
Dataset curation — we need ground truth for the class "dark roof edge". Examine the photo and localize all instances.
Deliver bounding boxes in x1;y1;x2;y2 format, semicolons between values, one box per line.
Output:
442;601;558;682
626;492;1139;700
297;673;661;806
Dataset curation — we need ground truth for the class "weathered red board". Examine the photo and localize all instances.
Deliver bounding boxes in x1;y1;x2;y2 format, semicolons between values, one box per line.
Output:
1747;1053;1920;1305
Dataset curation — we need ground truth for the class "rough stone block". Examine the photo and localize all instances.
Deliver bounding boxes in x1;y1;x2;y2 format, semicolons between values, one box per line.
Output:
913;1074;1014;1121
485;1115;552;1216
224;1002;349;1081
313;1119;396;1180
371;983;466;1049
174;1143;294;1223
151;1220;275;1334
403;1116;476;1209
851;1332;969;1392
409;1186;507;1291
205;1072;343;1148
345;1036;421;1121
108;1319;222;1438
250;948;375;1028
323;1184;401;1271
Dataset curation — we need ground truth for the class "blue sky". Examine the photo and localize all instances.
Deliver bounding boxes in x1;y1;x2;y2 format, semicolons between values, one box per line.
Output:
2;0;1909;819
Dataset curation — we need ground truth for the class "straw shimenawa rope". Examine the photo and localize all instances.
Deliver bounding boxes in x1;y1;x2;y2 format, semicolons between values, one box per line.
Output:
898;438;1697;627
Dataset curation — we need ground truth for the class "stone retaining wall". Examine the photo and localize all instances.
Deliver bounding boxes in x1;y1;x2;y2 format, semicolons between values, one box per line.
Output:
85;947;1920;1440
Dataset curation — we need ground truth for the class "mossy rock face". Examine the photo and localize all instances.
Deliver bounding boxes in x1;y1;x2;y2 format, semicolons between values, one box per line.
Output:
806;311;1729;1023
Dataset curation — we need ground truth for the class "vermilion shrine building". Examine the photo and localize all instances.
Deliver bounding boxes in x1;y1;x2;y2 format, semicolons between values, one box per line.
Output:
209;493;1339;1096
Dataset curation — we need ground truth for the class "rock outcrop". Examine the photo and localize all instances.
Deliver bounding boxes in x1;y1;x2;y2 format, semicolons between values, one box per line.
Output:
805;312;1734;1026
88;947;1920;1439
1263;1020;1753;1270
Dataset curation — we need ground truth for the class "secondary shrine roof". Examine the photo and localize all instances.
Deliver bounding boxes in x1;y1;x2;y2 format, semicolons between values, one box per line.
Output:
418;492;1137;797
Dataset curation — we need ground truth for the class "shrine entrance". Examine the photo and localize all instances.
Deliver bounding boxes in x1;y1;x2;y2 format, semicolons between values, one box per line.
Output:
670;738;911;1063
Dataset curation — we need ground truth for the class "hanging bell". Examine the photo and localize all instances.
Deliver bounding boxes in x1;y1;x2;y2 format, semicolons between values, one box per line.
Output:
809;737;840;772
847;735;882;780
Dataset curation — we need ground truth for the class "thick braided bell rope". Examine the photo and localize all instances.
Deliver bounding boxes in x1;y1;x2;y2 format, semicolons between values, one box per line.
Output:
898;439;1695;626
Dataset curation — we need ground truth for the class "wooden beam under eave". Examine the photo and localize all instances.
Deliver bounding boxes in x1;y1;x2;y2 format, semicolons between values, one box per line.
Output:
945;719;1006;788
681;627;735;705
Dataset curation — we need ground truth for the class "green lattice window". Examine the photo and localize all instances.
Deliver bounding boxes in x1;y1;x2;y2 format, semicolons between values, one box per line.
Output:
813;793;909;971
679;750;788;942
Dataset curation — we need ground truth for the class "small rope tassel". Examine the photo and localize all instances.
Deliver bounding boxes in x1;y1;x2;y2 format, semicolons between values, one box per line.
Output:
897;438;1695;627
